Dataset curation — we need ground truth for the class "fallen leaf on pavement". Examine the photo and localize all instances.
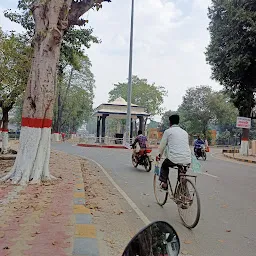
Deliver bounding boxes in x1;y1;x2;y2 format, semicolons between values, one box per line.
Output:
218;240;224;243
181;250;189;255
0;231;5;238
221;204;228;208
115;210;124;215
184;240;192;244
51;212;61;217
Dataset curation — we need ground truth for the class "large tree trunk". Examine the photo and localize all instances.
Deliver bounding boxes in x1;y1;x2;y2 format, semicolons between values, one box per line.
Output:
1;108;9;154
0;0;72;185
0;119;2;150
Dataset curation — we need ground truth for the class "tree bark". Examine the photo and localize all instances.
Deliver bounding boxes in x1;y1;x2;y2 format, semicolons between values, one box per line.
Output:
0;0;110;185
1;0;72;185
1;108;9;154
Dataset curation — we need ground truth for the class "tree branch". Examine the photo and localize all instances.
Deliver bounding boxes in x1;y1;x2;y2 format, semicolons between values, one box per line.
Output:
68;0;111;27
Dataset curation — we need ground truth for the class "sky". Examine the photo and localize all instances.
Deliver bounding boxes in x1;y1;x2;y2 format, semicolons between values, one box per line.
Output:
0;0;222;117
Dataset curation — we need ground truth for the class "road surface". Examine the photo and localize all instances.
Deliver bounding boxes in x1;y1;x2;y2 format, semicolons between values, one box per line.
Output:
53;143;256;256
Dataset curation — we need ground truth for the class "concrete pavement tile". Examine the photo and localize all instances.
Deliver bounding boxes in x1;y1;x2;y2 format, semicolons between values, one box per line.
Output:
75;214;92;224
75;224;96;238
73;238;99;256
73;205;90;214
75;184;84;189
73;198;85;205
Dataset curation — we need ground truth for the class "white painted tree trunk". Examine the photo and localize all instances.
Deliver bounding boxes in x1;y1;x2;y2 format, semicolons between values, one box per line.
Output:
240;140;249;156
0;129;2;151
0;127;52;185
1;131;9;154
53;132;61;142
0;0;72;185
240;128;249;156
0;0;110;185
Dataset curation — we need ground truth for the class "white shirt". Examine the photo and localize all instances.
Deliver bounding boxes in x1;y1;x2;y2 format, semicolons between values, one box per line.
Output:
159;125;191;164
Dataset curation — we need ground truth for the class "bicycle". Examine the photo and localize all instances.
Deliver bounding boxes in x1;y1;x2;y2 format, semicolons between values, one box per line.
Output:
153;160;201;229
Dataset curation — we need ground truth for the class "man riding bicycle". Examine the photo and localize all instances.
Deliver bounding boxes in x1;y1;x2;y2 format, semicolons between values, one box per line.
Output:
157;114;191;190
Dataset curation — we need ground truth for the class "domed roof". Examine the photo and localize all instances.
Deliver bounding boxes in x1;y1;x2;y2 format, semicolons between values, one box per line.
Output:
109;97;137;106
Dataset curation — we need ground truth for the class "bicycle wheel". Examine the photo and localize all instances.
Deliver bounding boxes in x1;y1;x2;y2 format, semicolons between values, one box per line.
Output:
176;178;201;229
153;174;168;206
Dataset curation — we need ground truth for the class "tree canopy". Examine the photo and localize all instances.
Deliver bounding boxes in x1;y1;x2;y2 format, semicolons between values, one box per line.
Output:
164;86;239;136
206;0;256;117
4;0;101;72
0;29;32;112
160;110;177;131
53;56;95;133
178;86;214;135
109;76;167;116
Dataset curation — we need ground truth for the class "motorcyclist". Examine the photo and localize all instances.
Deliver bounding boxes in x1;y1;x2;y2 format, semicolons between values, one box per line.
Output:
131;130;148;157
194;135;205;155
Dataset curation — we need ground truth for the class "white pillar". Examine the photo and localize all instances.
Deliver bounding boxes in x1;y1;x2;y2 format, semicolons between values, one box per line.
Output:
240;140;249;156
0;129;2;150
53;132;60;142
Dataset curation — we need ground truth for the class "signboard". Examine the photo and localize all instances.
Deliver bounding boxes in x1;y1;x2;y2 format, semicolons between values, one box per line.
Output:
236;117;251;129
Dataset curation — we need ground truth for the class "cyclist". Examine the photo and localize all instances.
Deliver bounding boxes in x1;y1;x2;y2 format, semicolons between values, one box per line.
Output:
157;114;191;190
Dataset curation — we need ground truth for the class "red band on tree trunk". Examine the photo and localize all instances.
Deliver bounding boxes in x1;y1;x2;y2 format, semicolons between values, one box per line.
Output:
2;129;8;132
21;117;52;128
241;138;249;141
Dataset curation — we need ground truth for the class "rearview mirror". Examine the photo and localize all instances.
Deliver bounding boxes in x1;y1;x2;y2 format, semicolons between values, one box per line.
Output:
122;221;180;256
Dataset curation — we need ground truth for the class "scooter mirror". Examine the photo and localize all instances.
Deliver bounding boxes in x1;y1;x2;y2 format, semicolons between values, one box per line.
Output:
122;221;180;256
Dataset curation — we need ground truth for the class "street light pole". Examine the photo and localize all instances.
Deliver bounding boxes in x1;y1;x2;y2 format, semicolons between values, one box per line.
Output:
125;0;135;144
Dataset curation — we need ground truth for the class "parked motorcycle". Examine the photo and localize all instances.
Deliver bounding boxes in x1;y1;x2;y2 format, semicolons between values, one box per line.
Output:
131;148;153;172
122;221;180;256
195;144;207;161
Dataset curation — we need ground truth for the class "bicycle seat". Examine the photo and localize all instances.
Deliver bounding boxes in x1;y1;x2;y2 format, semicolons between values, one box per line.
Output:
178;164;190;167
172;163;190;169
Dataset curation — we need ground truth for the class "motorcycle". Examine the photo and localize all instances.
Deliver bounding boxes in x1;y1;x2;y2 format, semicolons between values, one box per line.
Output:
131;147;153;172
122;221;180;256
195;144;207;161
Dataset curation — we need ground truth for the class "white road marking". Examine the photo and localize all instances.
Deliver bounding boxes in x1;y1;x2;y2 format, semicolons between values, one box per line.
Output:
77;155;151;225
202;172;218;179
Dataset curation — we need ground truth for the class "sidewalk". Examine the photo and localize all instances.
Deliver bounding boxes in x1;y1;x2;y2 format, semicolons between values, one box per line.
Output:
223;152;256;164
0;151;97;256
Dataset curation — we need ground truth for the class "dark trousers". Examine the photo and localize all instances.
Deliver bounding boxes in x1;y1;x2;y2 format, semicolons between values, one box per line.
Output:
159;158;176;183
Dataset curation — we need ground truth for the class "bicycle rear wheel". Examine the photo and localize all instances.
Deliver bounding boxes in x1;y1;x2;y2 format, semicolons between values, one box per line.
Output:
153;174;168;206
176;178;201;229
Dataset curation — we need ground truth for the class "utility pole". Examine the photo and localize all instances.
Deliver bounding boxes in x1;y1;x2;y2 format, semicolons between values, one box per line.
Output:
125;0;135;144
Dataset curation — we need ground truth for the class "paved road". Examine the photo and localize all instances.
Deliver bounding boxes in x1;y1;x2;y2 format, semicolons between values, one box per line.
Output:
53;143;256;256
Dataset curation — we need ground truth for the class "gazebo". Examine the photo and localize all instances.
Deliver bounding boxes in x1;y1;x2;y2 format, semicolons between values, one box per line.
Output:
94;97;150;143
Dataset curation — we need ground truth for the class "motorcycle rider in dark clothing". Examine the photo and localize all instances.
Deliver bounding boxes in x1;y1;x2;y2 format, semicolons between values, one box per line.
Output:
194;136;205;155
